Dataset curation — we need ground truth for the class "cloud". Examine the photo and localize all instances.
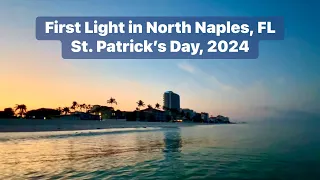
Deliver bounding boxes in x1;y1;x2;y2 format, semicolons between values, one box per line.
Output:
175;58;320;122
177;61;196;74
177;61;235;91
175;61;274;119
204;74;235;91
175;61;320;121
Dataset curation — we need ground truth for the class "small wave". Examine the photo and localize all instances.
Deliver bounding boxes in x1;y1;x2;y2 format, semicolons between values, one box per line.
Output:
0;127;164;142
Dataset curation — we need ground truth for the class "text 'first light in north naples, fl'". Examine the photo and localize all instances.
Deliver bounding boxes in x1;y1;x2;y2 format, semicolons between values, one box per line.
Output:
46;20;276;36
37;16;284;59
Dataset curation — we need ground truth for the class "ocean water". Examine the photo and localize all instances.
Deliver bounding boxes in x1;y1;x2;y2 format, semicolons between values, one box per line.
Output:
0;121;319;180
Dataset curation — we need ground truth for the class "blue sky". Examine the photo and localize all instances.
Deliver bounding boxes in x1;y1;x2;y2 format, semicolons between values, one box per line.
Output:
1;0;319;121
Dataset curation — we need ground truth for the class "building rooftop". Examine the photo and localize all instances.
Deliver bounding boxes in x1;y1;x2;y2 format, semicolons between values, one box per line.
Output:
141;107;165;112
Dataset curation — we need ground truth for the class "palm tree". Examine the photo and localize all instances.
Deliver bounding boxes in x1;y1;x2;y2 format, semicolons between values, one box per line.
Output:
147;104;153;109
70;101;78;112
79;104;86;112
14;104;27;117
107;97;117;108
136;100;145;110
62;107;70;115
155;103;161;109
86;104;92;113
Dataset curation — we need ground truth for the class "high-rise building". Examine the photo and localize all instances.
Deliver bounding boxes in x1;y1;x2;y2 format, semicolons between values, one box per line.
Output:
163;91;180;110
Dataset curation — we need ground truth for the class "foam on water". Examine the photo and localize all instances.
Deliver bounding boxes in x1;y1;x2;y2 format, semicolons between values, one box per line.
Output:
0;127;163;142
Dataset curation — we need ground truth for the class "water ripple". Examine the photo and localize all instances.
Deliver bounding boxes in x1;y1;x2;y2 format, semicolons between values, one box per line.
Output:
1;124;320;179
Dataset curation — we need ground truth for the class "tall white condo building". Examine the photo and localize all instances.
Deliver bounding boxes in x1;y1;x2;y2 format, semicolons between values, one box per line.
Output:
163;91;180;110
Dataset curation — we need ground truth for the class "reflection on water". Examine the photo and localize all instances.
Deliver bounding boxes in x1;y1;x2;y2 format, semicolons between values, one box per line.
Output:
1;123;320;179
163;129;182;153
0;129;166;179
163;130;184;178
0;129;184;179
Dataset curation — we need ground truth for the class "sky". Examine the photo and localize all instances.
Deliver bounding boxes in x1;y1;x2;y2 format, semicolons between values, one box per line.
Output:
0;0;320;121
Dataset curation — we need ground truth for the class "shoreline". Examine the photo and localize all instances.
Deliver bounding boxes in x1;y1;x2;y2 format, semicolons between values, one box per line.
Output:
0;119;230;133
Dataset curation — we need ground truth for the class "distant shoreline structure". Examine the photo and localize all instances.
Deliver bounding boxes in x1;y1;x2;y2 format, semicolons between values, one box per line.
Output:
0;119;238;133
0;93;233;132
0;106;234;133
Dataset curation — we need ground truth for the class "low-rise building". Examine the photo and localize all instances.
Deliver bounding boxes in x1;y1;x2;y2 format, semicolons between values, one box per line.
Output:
75;112;101;120
90;105;113;119
201;112;209;122
210;115;230;123
181;108;195;119
140;107;167;121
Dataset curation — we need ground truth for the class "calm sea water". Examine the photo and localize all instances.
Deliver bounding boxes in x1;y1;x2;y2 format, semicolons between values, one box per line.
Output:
0;121;319;180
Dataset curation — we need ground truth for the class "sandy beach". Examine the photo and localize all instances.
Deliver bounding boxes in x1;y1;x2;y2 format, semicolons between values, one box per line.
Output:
0;119;207;133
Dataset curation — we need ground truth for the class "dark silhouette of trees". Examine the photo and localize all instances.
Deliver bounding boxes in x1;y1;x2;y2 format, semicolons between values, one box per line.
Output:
162;106;168;111
115;109;122;119
70;101;78;112
170;108;180;120
86;104;92;113
192;113;202;122
56;107;63;115
186;112;191;120
4;108;14;117
135;100;145;121
136;100;145;110
79;104;86;112
0;97;230;123
0;108;15;118
90;105;101;114
107;97;117;108
14;104;27;117
180;111;185;118
90;105;113;119
62;107;70;115
25;108;60;119
155;103;161;109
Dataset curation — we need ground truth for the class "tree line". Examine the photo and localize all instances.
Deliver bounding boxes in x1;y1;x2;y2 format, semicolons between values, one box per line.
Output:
0;97;170;119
